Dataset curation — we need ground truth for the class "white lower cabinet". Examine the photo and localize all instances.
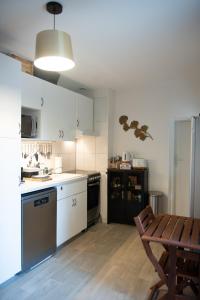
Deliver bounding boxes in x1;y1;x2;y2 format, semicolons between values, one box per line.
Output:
56;180;87;247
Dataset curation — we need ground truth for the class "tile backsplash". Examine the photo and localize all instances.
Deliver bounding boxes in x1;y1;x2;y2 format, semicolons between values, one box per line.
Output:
21;140;76;173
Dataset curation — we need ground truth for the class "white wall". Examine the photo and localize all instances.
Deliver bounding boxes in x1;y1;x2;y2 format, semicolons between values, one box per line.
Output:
112;79;200;212
76;89;114;222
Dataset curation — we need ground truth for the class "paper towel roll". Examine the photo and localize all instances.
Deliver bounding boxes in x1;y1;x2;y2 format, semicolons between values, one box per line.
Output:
54;156;62;174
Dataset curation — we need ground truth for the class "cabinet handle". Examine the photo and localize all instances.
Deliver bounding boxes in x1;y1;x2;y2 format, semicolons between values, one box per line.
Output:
60;186;63;191
72;198;76;207
18;123;21;135
18;176;21;186
41;97;44;107
77;119;79;127
122;191;124;200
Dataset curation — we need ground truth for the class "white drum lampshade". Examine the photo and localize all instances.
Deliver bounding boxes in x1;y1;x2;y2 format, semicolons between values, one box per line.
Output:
34;29;75;72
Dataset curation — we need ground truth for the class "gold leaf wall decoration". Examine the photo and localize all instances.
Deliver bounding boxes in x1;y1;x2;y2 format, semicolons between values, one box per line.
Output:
119;115;153;141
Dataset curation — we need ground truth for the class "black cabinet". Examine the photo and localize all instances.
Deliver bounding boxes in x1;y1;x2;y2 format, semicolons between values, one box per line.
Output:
107;168;148;225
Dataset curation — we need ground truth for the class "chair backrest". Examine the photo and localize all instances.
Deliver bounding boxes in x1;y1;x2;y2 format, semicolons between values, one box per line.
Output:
134;206;168;284
134;205;155;236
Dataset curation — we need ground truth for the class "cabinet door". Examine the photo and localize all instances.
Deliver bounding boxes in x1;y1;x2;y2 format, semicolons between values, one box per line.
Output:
71;192;87;236
40;82;60;140
77;94;93;133
21;73;43;110
0;138;21;283
40;82;76;141
57;192;87;247
57;196;74;246
0;54;21;138
58;88;76;141
107;172;125;223
125;173;145;224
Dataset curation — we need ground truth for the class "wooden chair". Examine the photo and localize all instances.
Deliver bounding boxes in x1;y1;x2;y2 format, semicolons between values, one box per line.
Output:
134;206;200;299
134;206;168;299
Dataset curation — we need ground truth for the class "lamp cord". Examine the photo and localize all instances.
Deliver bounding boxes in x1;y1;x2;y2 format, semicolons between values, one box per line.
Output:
53;14;55;30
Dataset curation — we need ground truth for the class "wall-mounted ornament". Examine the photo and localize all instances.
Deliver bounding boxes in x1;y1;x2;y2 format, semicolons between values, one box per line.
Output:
119;115;153;141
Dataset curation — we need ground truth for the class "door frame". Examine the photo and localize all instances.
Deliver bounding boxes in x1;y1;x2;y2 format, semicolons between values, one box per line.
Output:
168;117;192;214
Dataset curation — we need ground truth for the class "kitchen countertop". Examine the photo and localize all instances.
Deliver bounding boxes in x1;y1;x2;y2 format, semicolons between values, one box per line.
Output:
20;173;87;194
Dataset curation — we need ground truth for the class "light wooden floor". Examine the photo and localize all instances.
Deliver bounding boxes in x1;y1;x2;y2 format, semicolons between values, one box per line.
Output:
0;223;164;300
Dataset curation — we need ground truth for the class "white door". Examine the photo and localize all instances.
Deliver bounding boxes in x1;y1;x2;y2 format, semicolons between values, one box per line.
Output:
0;54;21;138
190;116;200;218
21;73;43;110
174;120;191;216
77;94;93;133
0;138;21;283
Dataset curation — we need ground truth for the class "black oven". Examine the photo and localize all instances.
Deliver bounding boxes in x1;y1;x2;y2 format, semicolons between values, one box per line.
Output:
87;173;101;227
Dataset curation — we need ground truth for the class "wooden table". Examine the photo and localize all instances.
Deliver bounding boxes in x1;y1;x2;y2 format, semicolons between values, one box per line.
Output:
141;214;200;300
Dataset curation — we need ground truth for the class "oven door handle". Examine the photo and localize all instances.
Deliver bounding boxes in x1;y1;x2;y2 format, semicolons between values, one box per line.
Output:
88;182;100;187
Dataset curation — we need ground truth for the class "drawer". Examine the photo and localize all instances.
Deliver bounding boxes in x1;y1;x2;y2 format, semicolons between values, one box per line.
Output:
57;179;87;200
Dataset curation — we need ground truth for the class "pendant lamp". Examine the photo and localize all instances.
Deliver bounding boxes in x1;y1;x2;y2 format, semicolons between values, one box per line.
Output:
34;2;75;72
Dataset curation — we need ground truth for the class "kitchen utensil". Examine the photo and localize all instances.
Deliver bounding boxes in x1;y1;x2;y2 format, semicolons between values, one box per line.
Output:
22;167;40;178
122;151;131;162
54;156;62;174
31;175;52;182
46;144;51;159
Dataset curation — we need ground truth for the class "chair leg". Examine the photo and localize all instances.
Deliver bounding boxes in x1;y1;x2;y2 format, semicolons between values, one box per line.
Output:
147;287;159;300
176;277;185;295
147;280;164;300
198;264;200;297
150;279;164;291
190;280;199;296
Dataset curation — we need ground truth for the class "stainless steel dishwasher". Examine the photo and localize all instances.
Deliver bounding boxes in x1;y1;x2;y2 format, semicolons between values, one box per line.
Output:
21;187;56;271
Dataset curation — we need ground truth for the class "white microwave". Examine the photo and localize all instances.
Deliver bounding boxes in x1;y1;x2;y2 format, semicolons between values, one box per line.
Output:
21;114;38;138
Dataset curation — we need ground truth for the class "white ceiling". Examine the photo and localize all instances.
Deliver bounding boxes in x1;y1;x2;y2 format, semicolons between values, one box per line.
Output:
0;0;200;91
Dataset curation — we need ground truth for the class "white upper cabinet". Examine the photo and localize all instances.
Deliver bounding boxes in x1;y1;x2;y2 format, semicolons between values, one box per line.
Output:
76;94;94;134
21;74;76;141
40;80;76;141
58;87;76;141
0;53;21;138
21;74;94;141
21;73;43;110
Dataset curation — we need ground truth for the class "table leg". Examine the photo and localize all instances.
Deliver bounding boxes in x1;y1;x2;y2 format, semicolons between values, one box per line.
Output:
167;246;177;300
